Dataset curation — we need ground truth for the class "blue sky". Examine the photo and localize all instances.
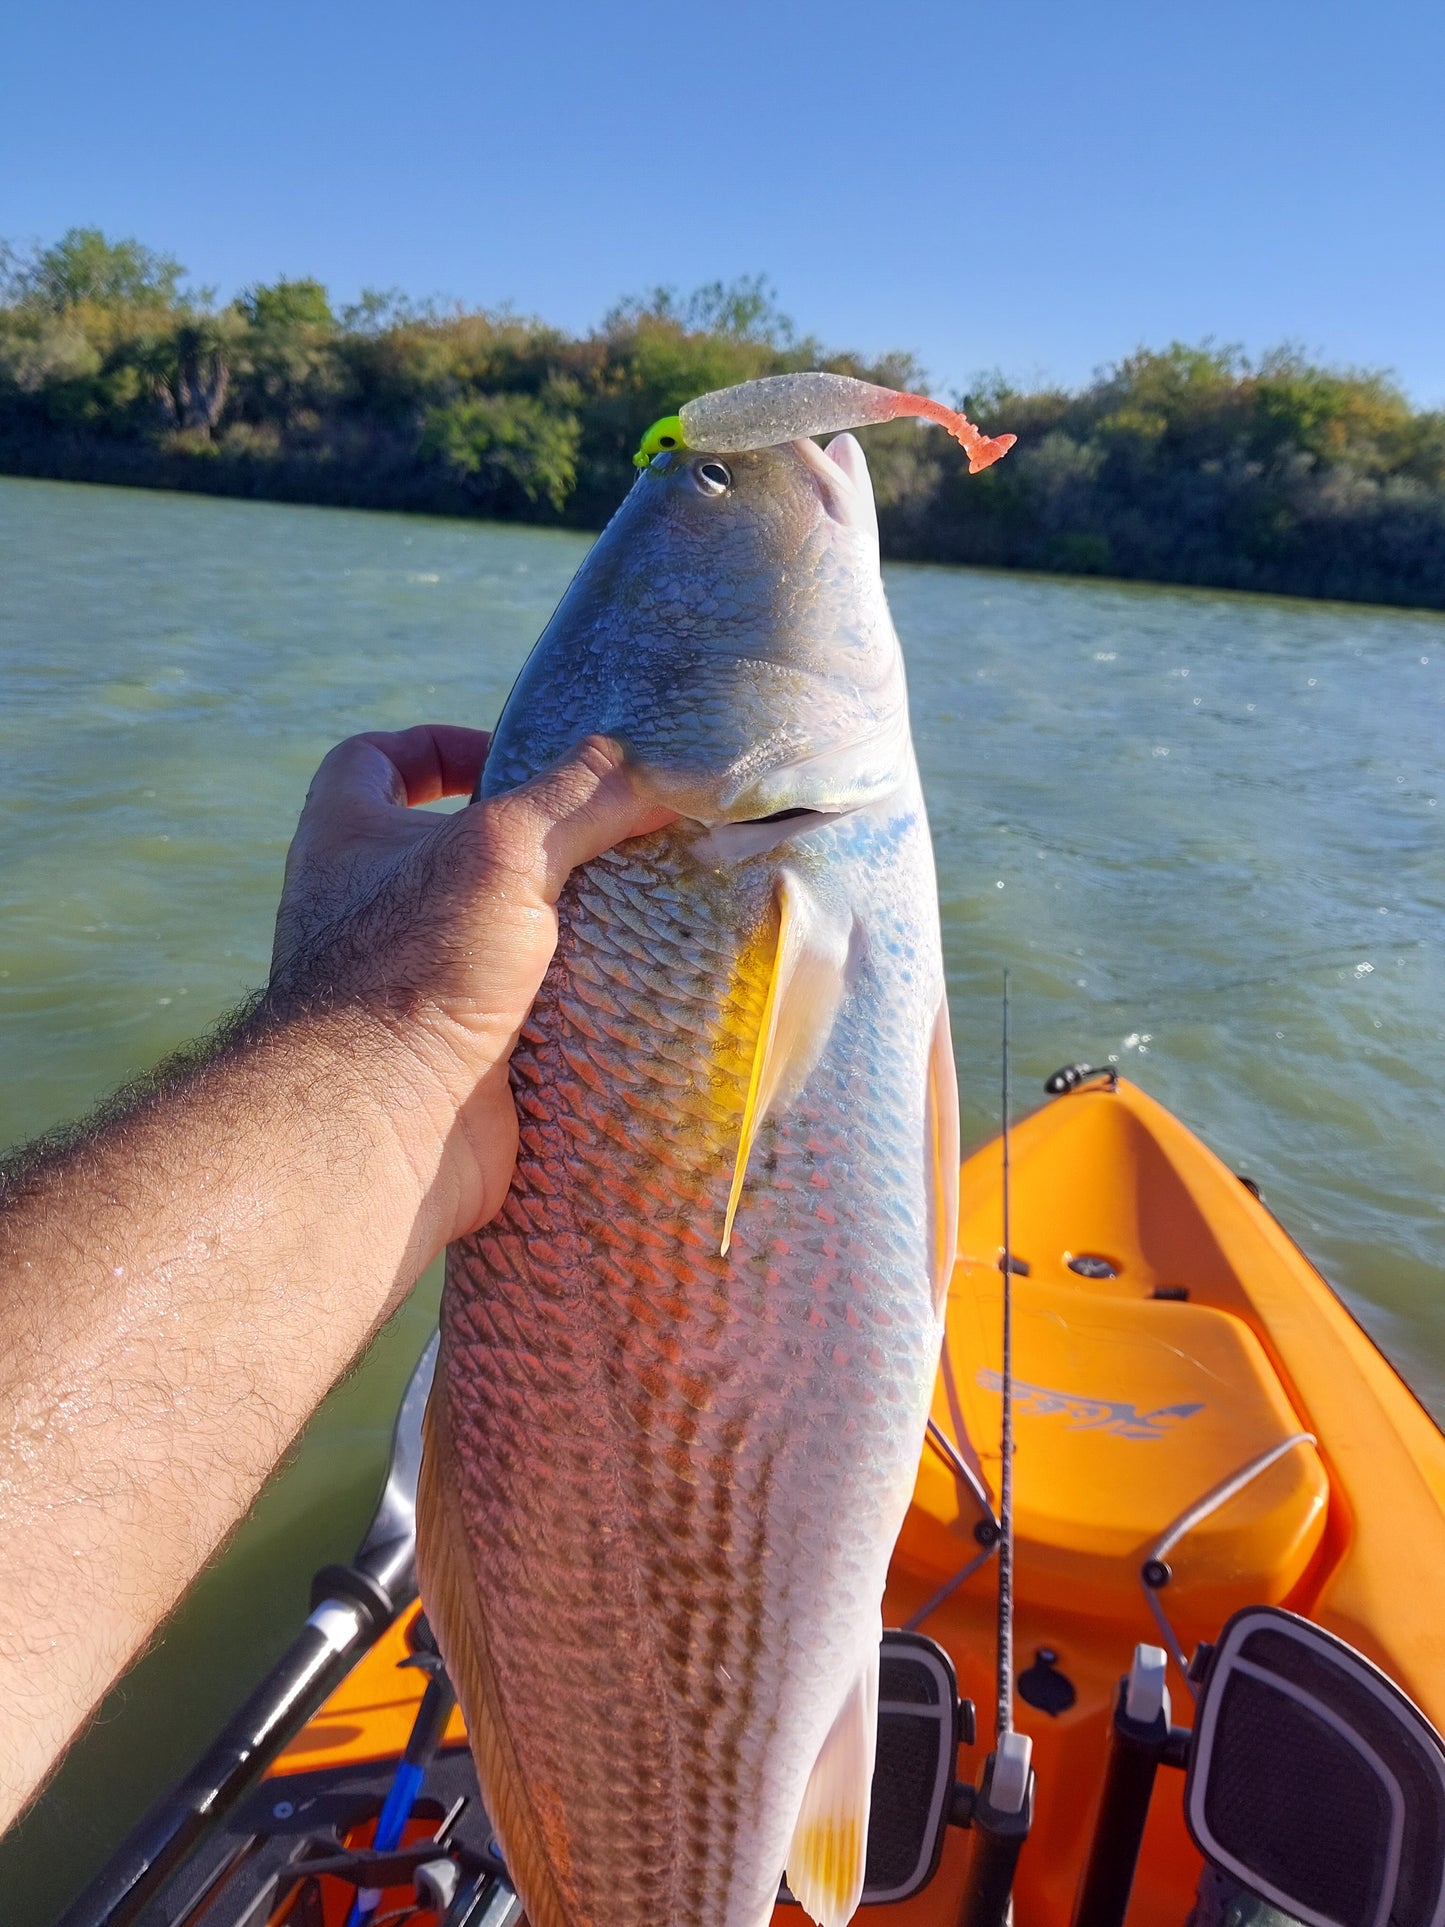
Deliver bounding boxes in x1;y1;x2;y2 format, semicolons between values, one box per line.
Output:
6;0;1443;403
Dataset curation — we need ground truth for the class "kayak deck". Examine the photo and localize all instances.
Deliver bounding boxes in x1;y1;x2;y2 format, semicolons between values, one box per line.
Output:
890;1073;1445;1925
248;1074;1445;1927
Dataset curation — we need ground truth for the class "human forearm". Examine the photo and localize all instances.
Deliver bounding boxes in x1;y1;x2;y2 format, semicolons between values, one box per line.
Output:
0;724;672;1829
0;1006;454;1824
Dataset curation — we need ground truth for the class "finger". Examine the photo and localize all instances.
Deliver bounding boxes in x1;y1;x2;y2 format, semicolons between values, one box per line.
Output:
306;726;491;814
365;725;492;804
483;737;678;902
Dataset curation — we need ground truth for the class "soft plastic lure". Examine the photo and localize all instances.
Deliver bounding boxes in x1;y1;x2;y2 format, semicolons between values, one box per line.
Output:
634;370;1016;473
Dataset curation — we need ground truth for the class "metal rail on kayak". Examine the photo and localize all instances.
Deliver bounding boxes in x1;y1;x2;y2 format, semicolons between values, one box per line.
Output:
56;1334;440;1927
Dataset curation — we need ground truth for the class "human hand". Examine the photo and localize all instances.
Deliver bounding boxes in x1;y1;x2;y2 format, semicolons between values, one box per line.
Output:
267;725;675;1245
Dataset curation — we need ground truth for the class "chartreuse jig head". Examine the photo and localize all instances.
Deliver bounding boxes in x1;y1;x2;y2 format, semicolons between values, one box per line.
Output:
633;415;686;467
635;373;1016;475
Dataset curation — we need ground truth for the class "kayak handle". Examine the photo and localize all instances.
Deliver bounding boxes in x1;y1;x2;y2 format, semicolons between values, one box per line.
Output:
1044;1063;1119;1095
1139;1431;1317;1694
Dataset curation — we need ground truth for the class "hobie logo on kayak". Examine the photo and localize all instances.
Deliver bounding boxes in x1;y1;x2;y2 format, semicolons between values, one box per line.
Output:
976;1369;1204;1440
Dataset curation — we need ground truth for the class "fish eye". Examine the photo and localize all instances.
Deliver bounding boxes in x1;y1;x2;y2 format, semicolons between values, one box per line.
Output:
692;460;732;496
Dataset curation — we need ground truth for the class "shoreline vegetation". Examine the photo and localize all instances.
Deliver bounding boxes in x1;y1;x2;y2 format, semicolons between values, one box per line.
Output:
5;229;1445;610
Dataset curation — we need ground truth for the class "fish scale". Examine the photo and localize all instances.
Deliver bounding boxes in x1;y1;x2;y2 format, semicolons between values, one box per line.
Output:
431;795;943;1927
419;426;958;1927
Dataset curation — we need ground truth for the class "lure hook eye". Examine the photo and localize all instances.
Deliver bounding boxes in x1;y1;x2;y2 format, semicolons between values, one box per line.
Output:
692;459;732;497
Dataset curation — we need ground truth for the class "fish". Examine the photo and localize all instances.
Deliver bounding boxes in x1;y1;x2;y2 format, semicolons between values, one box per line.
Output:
417;375;1000;1927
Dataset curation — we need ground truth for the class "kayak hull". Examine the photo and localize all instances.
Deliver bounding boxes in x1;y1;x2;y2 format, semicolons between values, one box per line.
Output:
133;1075;1445;1927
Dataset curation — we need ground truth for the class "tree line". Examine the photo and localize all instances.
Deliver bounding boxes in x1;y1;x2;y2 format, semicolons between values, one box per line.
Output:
4;227;1445;610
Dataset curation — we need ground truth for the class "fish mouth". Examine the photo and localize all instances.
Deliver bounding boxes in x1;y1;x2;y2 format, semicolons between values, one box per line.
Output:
692;805;845;865
742;805;829;825
793;431;879;542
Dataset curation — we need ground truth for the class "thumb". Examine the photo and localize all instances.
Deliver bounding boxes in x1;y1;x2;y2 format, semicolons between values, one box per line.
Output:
480;737;678;902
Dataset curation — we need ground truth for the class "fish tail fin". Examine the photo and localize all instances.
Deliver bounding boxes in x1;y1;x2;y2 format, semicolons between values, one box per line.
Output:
785;1632;880;1927
417;1379;572;1927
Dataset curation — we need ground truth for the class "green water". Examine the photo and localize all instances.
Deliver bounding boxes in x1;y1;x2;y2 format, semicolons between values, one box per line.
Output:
2;476;1442;1917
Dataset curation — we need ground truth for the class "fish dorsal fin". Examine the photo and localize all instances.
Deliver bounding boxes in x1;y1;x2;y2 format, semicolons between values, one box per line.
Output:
786;1633;881;1927
721;868;850;1255
925;992;961;1315
417;1380;572;1927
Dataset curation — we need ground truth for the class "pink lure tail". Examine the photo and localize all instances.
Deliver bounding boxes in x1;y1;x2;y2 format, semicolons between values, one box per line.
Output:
883;391;1018;472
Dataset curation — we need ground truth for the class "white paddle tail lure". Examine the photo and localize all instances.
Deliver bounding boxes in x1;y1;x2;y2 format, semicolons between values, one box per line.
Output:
634;369;1017;472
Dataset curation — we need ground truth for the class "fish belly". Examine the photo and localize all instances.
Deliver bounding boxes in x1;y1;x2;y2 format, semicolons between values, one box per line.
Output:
420;806;945;1927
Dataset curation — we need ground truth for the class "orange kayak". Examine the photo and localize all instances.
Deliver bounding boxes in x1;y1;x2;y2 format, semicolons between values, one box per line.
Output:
61;1071;1445;1927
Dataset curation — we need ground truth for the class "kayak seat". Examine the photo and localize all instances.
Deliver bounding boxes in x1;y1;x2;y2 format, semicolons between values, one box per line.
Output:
898;1263;1331;1635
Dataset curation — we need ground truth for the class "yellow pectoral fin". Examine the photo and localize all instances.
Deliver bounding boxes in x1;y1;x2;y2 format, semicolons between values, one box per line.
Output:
721;869;850;1255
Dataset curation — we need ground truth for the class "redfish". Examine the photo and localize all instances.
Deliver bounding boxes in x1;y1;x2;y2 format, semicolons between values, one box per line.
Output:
419;375;1008;1927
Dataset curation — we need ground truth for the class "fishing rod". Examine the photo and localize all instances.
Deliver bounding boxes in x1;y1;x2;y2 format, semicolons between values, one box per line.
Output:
996;970;1016;1748
955;972;1035;1927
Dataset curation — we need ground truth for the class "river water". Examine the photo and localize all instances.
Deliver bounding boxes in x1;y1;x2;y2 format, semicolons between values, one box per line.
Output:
2;475;1442;1917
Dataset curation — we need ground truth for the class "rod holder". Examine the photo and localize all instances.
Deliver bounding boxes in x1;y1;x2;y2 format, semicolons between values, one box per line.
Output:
1071;1643;1194;1927
954;1733;1035;1927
